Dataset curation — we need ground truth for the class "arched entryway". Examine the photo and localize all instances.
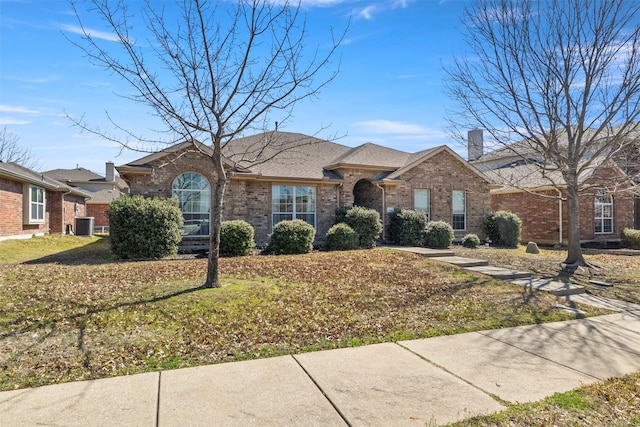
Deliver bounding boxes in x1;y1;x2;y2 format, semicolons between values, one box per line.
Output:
353;179;383;215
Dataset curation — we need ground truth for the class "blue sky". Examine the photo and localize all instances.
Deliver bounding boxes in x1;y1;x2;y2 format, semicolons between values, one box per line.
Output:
0;0;468;174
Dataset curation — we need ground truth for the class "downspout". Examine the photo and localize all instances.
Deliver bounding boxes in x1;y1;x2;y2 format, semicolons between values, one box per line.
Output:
61;189;72;235
375;182;386;242
556;188;563;245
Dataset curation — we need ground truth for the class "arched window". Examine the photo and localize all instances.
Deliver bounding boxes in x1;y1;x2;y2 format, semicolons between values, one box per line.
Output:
172;172;211;236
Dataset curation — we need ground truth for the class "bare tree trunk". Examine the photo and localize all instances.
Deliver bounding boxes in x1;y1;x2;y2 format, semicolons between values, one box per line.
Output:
564;182;587;266
204;157;227;288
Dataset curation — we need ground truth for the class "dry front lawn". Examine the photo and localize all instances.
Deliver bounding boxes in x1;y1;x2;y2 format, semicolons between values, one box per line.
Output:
0;236;603;391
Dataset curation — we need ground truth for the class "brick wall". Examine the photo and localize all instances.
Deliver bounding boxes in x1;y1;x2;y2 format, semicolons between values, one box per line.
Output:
384;151;492;238
491;167;635;244
492;190;565;244
87;204;110;228
49;193;87;234
0;177;49;238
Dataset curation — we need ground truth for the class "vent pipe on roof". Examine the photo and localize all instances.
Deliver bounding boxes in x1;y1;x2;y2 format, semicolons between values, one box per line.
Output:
106;161;115;182
467;129;484;161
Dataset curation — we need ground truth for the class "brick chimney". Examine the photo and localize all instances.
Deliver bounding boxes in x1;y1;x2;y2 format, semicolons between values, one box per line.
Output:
467;129;483;161
106;161;115;182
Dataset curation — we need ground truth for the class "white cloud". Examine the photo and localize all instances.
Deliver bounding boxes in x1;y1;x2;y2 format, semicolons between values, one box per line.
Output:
356;119;426;134
59;24;122;43
354;119;448;142
0;105;41;115
0;118;30;125
357;5;378;20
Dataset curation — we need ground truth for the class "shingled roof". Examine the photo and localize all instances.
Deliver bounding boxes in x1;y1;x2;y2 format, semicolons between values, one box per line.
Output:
117;131;490;183
0;161;91;198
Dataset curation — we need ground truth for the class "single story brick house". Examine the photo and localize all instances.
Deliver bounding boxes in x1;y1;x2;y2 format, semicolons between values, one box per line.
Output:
468;130;636;245
0;161;91;240
44;162;129;232
116;131;493;246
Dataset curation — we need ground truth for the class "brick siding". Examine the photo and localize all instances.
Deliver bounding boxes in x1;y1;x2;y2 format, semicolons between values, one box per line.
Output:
491;167;635;244
124;148;491;245
383;151;491;238
87;204;110;228
0;177;49;237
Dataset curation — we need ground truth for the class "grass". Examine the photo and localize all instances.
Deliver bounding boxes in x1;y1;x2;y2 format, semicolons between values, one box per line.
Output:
447;372;640;426
0;235;609;392
2;236;639;424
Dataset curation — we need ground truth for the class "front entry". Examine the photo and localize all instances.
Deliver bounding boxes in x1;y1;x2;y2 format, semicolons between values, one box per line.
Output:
353;179;383;216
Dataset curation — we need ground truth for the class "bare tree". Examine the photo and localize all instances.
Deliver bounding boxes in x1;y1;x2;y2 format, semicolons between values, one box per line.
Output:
0;126;40;170
446;0;640;267
68;0;345;287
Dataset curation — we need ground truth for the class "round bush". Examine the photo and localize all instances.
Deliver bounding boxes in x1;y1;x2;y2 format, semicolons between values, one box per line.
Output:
108;195;183;259
326;223;359;251
388;208;428;246
344;206;382;249
334;206;352;224
484;211;522;247
220;220;255;257
621;228;640;249
423;221;454;249
461;233;481;248
267;219;315;254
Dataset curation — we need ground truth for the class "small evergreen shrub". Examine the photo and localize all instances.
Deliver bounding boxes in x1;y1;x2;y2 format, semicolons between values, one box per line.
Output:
220;220;255;257
109;195;183;259
388;208;428;246
344;206;383;248
266;219;315;254
621;228;640;249
326;223;359;251
484;211;522;247
334;206;352;224
423;221;454;249
461;233;481;248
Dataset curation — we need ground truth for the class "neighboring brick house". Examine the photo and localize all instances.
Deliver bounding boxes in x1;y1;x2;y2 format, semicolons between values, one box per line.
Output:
0;161;91;240
44;162;129;232
468;129;636;245
116;131;493;246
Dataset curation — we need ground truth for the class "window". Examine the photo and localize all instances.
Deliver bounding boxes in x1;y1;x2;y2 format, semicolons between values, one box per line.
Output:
414;189;430;221
272;185;316;228
172;172;211;236
28;185;45;224
452;190;466;230
595;192;613;234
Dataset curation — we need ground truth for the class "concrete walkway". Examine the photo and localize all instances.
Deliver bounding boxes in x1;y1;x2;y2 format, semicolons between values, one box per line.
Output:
2;246;640;426
1;312;639;426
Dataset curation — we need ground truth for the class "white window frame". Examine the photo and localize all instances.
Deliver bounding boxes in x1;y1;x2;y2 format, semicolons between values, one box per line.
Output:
272;185;316;229
452;190;466;231
172;172;211;237
28;185;45;224
414;189;430;221
594;192;613;234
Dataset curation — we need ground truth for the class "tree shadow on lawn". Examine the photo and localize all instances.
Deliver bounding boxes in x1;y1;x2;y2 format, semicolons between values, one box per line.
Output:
22;236;205;266
1;282;210;342
22;236;115;266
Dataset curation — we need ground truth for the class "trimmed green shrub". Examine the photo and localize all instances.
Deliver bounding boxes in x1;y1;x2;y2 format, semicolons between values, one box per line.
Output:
266;219;315;254
344;206;383;248
462;233;481;248
109;195;183;259
423;221;454;249
388;208;428;246
334;206;352;224
484;211;522;247
220;220;255;257
326;223;359;251
621;228;640;249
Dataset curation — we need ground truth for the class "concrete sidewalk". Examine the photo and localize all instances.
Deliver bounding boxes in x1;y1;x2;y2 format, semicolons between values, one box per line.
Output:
2;312;639;426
